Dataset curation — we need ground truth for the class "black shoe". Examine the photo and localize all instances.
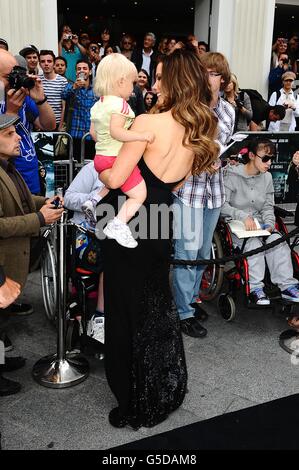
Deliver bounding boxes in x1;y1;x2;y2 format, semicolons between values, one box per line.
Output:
5;302;33;316
0;356;26;373
2;334;13;352
0;375;21;396
191;303;209;322
180;317;207;338
109;407;128;428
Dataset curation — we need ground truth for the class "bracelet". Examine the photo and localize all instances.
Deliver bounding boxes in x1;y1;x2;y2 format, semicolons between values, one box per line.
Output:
35;95;47;106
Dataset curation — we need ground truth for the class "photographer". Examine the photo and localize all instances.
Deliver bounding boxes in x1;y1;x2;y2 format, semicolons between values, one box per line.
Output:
224;73;252;132
268;53;292;97
86;43;101;81
0;49;56;194
268;71;299;132
58;25;86;83
62;59;97;160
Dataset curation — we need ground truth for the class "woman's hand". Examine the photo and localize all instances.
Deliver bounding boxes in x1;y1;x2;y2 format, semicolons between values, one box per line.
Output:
244;216;257;230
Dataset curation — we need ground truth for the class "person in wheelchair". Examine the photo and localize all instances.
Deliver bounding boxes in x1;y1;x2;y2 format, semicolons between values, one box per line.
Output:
221;137;299;306
64;161;105;344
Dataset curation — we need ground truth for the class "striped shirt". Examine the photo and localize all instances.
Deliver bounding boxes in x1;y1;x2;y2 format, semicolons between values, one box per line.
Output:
174;98;235;209
40;74;68;125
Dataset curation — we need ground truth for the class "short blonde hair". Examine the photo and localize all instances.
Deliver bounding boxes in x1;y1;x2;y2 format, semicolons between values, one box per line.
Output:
94;53;137;97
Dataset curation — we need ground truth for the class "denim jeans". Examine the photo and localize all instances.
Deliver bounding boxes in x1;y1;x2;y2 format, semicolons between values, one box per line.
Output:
172;196;221;320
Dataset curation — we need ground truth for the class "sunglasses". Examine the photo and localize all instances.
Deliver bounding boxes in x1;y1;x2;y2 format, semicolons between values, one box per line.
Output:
123;41;132;45
255;153;275;163
228;156;239;162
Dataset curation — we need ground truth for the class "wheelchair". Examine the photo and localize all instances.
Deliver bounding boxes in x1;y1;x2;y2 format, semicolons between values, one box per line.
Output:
199;206;299;322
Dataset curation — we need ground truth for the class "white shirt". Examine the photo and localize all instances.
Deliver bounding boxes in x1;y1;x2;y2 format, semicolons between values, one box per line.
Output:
141;49;153;76
268;88;299;132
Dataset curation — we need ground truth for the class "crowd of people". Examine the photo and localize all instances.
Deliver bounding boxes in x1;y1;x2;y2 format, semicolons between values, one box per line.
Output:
1;26;299;433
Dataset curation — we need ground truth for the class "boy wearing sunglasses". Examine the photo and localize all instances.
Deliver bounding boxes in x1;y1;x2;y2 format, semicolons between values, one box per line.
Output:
221;137;299;305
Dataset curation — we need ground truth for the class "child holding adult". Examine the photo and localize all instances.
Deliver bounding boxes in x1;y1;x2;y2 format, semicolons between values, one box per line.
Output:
83;53;154;248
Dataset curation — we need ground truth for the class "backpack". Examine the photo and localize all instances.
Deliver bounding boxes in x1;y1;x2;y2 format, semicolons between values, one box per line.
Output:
240;89;269;124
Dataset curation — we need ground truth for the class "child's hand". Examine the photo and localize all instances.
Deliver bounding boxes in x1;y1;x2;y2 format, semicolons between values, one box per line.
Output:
142;131;155;143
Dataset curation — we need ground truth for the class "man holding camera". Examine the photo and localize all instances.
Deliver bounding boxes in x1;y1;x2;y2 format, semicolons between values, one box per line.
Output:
0;49;56;195
268;53;292;97
0;113;63;394
62;59;97;160
87;43;101;81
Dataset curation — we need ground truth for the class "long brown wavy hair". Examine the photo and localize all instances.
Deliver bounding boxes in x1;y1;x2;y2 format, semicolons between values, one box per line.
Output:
153;48;219;175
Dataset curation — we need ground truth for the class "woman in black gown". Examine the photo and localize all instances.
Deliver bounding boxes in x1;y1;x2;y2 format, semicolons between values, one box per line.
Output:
98;48;220;429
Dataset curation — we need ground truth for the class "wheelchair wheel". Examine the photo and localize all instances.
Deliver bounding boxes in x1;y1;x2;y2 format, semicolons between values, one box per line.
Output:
218;293;236;322
41;239;57;322
200;231;224;301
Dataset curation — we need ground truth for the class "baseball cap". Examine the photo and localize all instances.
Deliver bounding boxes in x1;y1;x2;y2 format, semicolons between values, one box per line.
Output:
0;114;20;131
282;71;296;81
0;38;8;50
19;44;39;58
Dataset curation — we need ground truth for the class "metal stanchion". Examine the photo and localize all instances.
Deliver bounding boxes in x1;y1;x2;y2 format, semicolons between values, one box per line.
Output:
32;211;89;388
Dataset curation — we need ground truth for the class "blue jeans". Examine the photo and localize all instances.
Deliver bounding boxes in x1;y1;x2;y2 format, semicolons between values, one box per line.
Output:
172;197;221;320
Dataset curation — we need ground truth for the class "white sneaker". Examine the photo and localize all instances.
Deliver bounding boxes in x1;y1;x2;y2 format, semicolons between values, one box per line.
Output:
103;218;138;248
88;314;105;344
82;200;97;226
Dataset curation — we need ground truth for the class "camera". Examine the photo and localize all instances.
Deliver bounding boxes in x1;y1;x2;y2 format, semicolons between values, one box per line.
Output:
8;66;35;91
90;46;98;53
235;98;244;109
52;197;62;209
282;58;289;65
65;34;72;40
78;72;85;81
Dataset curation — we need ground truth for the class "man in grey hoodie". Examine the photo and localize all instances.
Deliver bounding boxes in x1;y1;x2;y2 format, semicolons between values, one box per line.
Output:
221;137;299;305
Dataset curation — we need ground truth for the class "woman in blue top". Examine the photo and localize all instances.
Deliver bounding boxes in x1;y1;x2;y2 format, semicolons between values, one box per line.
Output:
58;25;87;83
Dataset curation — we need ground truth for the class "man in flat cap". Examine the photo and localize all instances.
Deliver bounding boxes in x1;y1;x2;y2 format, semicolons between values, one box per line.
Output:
0;113;63;395
0;113;63;310
19;44;40;75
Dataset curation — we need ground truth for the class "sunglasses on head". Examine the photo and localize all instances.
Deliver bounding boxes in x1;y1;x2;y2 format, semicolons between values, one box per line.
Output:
254;153;275;163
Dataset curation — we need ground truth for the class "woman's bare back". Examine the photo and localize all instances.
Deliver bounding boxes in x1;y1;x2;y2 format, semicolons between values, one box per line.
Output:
141;111;194;183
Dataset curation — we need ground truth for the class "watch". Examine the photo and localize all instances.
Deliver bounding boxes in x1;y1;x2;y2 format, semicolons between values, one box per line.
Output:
35;95;48;106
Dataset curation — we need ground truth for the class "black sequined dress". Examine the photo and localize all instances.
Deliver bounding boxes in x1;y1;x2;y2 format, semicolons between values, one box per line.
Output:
99;157;187;429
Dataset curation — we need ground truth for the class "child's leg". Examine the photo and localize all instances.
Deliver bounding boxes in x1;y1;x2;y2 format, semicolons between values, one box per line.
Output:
117;180;147;224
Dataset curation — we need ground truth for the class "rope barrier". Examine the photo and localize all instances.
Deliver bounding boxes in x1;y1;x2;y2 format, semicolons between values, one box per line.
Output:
171;226;299;266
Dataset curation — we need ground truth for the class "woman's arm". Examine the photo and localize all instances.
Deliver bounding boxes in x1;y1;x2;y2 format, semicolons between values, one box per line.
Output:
110;114;154;143
104;115;150;189
260;176;275;229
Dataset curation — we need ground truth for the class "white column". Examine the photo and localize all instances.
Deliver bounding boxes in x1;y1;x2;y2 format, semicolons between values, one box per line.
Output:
194;0;211;43
230;0;276;98
194;0;276;98
0;0;58;55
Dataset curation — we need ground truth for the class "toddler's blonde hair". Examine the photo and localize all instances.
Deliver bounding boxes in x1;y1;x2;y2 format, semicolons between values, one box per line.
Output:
94;53;138;97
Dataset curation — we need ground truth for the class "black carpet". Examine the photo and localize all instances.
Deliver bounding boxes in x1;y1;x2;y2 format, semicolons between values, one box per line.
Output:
114;394;299;450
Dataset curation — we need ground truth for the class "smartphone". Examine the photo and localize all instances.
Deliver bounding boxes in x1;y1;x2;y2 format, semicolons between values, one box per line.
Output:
78;72;85;81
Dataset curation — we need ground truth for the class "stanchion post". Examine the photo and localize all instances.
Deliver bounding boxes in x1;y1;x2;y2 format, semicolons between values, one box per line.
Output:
32;211;89;388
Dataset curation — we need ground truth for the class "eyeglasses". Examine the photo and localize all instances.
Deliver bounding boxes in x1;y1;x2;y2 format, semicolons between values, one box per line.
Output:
208;72;221;77
255;153;275;163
